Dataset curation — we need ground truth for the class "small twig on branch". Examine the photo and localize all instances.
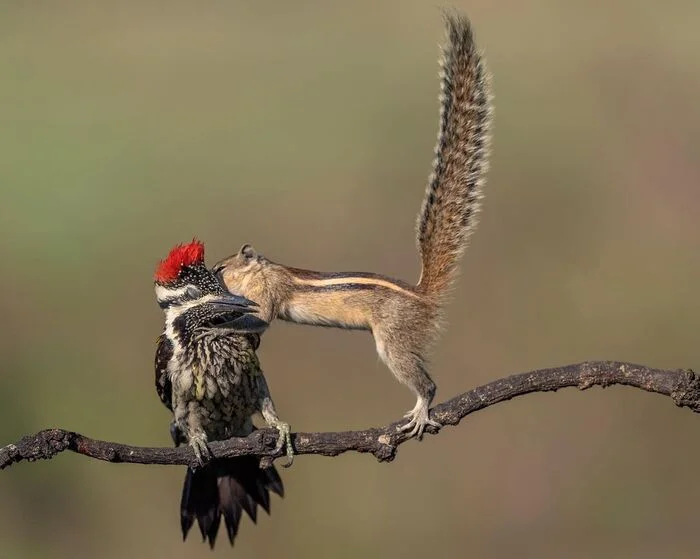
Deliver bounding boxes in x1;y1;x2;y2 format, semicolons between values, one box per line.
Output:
1;361;698;472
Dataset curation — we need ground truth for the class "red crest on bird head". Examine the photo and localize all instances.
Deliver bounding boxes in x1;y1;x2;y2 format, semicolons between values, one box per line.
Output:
154;239;205;283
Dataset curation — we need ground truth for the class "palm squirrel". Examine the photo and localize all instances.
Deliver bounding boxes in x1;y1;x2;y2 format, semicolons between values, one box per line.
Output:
213;12;492;439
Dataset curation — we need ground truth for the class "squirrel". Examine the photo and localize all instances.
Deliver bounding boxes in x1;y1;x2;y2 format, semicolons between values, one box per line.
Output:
213;12;493;439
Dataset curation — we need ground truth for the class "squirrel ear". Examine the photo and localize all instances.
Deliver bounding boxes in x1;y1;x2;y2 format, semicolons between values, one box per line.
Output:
239;244;257;260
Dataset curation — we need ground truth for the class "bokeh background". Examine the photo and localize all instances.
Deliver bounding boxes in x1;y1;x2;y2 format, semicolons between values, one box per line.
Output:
2;1;699;557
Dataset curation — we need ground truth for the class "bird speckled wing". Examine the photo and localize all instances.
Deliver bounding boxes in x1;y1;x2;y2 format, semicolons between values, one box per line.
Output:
155;333;174;411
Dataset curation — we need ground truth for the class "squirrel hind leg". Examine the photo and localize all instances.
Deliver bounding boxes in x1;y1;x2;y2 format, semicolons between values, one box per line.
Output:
373;331;441;439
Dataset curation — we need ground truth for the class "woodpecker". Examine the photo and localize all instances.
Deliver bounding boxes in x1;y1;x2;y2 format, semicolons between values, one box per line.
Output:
153;239;293;548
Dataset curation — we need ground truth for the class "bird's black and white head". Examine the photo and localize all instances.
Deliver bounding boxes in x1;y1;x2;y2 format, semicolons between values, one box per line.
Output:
154;240;268;340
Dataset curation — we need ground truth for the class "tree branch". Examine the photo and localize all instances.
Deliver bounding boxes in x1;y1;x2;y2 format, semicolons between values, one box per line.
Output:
2;361;698;471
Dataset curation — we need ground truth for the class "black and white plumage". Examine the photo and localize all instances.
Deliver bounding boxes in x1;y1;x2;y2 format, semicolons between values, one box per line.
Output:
153;240;292;548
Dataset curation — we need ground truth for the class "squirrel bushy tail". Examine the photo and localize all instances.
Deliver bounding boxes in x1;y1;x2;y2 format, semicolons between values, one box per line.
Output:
416;12;492;301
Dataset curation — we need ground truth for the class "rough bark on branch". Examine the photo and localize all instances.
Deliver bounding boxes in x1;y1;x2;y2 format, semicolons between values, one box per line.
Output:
1;361;698;471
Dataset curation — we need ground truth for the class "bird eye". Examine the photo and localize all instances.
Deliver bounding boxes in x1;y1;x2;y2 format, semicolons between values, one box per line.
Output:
185;286;202;299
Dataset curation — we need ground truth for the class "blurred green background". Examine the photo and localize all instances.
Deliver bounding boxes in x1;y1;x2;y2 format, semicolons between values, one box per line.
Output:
1;1;699;557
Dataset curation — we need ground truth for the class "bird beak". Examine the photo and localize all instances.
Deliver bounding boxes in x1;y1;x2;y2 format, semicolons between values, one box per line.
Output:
214;313;269;334
206;293;268;334
208;293;259;314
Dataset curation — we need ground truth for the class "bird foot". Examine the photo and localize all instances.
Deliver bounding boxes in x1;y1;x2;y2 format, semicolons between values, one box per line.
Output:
269;420;294;468
189;433;211;468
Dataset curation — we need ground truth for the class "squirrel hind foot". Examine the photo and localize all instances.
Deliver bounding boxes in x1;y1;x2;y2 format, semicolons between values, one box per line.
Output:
399;404;442;440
